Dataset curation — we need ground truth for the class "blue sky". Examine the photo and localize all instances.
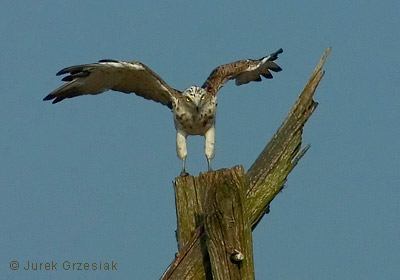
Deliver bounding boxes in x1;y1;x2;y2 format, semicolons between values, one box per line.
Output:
1;1;399;279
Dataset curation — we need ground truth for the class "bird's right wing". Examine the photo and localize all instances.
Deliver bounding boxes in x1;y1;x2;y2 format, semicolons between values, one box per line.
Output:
44;59;180;107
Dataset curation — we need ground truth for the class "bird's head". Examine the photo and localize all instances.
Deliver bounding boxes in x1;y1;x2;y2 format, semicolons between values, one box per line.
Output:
182;86;208;111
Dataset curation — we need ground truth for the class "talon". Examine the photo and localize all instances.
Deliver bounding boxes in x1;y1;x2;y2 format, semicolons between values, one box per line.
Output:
207;158;213;172
179;157;188;176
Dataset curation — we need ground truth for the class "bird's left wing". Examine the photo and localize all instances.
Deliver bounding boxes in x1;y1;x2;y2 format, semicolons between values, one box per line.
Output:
44;59;180;107
202;48;283;95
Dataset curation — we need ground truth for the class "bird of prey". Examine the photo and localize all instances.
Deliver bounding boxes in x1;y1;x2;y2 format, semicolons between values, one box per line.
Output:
44;48;283;175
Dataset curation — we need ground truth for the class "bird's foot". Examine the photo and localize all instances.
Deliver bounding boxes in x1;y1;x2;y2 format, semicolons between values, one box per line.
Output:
179;169;189;177
207;161;213;172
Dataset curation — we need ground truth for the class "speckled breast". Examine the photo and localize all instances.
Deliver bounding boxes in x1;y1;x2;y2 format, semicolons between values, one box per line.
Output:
173;104;217;135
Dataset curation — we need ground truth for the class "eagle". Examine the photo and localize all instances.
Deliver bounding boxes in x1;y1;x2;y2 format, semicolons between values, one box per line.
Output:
44;48;283;175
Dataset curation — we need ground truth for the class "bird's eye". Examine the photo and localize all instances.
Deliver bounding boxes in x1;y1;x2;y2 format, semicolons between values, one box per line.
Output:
201;95;205;100
186;97;191;102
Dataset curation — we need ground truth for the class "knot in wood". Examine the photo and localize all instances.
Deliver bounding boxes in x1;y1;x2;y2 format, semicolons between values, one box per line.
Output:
230;249;244;263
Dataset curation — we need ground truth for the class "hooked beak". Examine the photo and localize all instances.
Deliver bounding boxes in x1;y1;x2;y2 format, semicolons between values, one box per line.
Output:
193;99;201;112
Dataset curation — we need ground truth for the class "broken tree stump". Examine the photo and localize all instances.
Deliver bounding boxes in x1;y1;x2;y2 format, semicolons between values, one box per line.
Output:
161;47;331;280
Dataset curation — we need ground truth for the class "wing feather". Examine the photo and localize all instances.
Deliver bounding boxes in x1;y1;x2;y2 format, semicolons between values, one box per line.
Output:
44;60;180;107
202;48;283;95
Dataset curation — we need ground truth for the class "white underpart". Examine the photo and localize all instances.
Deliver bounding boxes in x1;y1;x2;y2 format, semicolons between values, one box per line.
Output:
260;54;272;64
176;130;187;160
100;61;145;70
204;125;215;161
235;66;261;85
173;86;217;172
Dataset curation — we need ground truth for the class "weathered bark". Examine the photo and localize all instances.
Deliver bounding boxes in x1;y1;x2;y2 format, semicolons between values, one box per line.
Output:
167;167;253;280
246;48;330;229
203;167;254;280
161;48;331;280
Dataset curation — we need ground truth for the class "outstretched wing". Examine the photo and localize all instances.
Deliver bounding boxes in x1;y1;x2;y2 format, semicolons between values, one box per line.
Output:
202;48;283;95
44;59;180;107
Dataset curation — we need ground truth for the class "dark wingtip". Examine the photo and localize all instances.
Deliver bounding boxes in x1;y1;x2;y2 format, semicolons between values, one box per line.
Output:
43;94;54;101
98;59;119;63
271;65;282;72
262;72;273;79
269;48;283;60
56;68;68;76
61;75;74;82
43;94;64;104
273;48;283;56
52;97;64;104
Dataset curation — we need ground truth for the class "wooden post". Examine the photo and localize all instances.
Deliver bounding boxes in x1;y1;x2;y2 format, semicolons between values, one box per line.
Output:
203;167;254;280
161;48;331;280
